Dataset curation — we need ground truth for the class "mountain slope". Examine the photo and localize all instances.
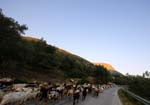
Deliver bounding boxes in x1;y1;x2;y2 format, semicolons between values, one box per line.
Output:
0;11;115;83
93;62;122;76
0;35;121;82
0;36;97;82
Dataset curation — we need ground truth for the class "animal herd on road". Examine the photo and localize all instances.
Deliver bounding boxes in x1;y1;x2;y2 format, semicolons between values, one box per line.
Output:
0;81;113;105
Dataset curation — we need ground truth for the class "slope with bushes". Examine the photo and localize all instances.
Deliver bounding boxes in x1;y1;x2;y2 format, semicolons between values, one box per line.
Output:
0;9;112;83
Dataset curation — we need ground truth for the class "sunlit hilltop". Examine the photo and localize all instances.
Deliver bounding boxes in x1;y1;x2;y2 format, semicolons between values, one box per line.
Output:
22;36;40;42
93;62;116;71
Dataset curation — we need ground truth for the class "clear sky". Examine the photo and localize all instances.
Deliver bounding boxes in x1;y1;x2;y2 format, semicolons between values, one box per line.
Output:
0;0;150;75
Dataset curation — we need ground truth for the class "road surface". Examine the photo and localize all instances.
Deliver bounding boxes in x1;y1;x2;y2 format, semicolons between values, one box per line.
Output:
64;86;122;105
27;86;122;105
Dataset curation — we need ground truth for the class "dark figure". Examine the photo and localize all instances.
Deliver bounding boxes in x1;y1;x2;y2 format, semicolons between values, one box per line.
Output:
73;88;80;105
39;86;49;101
94;88;99;97
82;87;87;100
56;88;64;99
88;86;92;94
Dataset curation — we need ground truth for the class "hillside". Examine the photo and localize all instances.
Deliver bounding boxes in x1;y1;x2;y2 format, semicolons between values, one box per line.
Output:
23;36;95;67
0;11;113;83
93;62;122;76
0;34;97;82
0;35;113;83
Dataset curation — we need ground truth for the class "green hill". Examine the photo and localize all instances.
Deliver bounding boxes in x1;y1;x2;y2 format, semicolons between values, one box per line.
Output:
0;35;97;82
0;9;114;83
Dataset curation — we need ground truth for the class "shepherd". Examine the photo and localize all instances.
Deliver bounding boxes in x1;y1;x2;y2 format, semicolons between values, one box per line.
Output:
73;87;80;105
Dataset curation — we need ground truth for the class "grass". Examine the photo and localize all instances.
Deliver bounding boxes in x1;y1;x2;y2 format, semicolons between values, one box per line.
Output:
118;89;144;105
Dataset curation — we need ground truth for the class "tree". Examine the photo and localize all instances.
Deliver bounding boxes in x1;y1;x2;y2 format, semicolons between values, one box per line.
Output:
0;9;27;69
143;71;150;78
94;65;112;84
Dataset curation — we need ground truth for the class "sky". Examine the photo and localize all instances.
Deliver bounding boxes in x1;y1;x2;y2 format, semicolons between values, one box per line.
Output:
0;0;150;75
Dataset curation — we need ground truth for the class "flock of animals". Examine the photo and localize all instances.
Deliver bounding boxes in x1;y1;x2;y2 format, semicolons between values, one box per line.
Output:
0;81;113;105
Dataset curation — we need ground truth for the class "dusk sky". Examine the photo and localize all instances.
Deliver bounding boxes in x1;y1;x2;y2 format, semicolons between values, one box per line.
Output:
1;0;150;75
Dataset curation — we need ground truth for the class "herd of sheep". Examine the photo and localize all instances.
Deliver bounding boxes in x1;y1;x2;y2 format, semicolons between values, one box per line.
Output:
0;82;113;105
0;84;39;105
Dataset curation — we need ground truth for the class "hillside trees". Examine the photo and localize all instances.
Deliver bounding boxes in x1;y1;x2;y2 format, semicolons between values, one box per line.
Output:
0;9;56;71
60;55;87;78
143;71;150;78
94;65;112;83
24;39;56;69
0;9;27;69
128;74;150;100
0;9;113;83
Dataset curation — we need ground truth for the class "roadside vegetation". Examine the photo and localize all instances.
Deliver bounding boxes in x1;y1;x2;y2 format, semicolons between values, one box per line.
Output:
128;73;150;100
115;71;150;101
118;89;144;105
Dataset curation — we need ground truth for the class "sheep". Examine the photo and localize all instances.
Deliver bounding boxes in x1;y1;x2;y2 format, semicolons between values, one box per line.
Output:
12;84;27;92
56;86;64;99
23;90;40;104
17;85;40;101
0;90;5;103
48;90;59;100
0;88;39;105
0;92;27;105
